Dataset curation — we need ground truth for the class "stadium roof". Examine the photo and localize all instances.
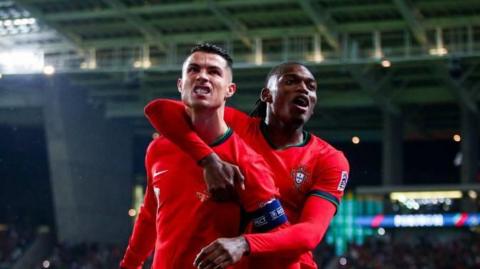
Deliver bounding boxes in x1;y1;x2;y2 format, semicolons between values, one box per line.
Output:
1;0;480;140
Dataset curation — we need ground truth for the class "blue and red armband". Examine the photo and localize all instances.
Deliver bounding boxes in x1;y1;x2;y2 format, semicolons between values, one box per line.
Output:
249;199;288;232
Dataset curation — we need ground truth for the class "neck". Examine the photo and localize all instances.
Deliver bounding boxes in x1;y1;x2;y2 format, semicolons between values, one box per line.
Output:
263;114;305;149
189;105;228;145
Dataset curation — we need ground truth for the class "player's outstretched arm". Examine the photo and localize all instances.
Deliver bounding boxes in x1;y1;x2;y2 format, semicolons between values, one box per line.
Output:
244;196;336;256
193;197;335;269
194;200;293;269
120;182;157;268
243;152;350;257
144;99;213;161
144;99;249;162
194;153;349;267
193;151;302;269
243;152;349;257
120;146;158;269
144;99;246;201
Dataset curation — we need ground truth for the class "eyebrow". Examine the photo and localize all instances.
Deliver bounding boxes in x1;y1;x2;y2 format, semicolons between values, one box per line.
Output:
187;63;224;72
282;73;316;82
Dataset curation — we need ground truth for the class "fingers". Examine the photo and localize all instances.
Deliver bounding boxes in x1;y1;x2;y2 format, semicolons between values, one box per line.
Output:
213;259;232;269
204;169;232;202
198;256;230;269
194;240;218;267
203;159;243;201
194;244;229;269
193;247;209;267
209;188;233;202
220;164;235;186
231;165;245;190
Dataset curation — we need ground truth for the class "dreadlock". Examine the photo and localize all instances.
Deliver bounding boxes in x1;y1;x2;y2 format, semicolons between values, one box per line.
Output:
249;98;267;118
249;62;308;118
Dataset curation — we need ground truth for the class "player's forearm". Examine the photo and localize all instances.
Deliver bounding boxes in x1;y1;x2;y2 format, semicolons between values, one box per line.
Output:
245;198;335;256
121;215;156;268
144;98;213;161
245;222;322;256
121;187;157;268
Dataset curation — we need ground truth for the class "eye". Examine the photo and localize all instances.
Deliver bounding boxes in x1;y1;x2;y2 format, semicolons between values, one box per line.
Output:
209;69;222;76
187;66;199;73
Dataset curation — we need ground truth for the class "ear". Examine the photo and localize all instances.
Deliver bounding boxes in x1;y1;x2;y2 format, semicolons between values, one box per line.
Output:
225;83;237;98
260;87;273;103
177;78;183;93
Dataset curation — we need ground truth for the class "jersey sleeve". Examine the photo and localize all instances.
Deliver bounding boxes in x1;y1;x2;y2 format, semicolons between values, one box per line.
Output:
144;98;253;162
234;147;289;233
244;195;336;256
308;150;350;212
223;105;252;137
144;99;213;162
237;152;278;212
120;143;158;269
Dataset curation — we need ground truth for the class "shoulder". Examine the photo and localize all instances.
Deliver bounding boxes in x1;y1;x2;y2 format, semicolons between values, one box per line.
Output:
308;134;349;169
306;135;350;199
217;132;270;169
227;132;261;158
147;134;167;149
232;134;273;180
146;135;175;157
225;107;260;135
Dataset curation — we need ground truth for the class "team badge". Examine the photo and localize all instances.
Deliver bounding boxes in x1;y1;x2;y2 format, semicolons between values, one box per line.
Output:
291;166;311;190
295;171;306;184
337;171;349;191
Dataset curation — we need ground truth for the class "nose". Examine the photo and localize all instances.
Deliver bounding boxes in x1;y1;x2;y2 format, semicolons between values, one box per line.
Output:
297;80;309;94
196;68;209;82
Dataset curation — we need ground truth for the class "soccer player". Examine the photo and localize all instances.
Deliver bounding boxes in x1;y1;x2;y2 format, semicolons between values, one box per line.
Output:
120;44;298;269
144;62;350;269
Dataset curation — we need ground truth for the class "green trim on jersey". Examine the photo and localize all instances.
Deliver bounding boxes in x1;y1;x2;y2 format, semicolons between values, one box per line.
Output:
210;127;233;147
260;121;311;150
308;189;340;212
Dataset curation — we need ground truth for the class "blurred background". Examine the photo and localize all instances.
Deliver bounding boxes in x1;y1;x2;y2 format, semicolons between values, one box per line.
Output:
0;0;479;268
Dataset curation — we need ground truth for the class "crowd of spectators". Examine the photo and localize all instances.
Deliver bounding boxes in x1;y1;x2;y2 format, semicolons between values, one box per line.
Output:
3;222;480;269
337;232;480;269
0;223;35;269
41;232;477;269
39;242;136;269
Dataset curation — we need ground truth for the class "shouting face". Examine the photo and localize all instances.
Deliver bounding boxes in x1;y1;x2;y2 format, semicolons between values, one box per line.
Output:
177;51;236;111
262;64;317;127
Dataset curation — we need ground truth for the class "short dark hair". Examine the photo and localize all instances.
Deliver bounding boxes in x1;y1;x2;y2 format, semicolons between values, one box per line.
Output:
264;61;306;86
250;62;311;118
189;43;233;69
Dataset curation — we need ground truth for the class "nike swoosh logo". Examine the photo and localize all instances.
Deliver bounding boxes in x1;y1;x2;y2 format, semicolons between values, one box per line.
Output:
153;170;168;177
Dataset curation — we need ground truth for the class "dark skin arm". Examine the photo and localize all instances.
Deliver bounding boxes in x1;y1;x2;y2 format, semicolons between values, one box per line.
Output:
144;99;247;201
198;153;245;202
193;197;338;268
194;236;249;269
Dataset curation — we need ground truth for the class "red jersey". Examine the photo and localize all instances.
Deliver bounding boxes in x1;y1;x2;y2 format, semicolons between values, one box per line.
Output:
144;99;350;269
225;113;347;223
121;129;297;269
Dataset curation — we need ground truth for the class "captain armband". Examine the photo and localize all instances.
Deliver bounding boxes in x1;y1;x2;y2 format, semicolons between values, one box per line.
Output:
249;199;287;232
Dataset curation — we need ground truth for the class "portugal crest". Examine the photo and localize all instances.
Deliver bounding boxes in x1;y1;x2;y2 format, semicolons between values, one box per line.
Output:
291;166;311;190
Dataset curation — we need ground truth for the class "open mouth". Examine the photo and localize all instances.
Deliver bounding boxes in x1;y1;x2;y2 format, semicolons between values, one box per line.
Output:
193;86;211;95
292;95;309;108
